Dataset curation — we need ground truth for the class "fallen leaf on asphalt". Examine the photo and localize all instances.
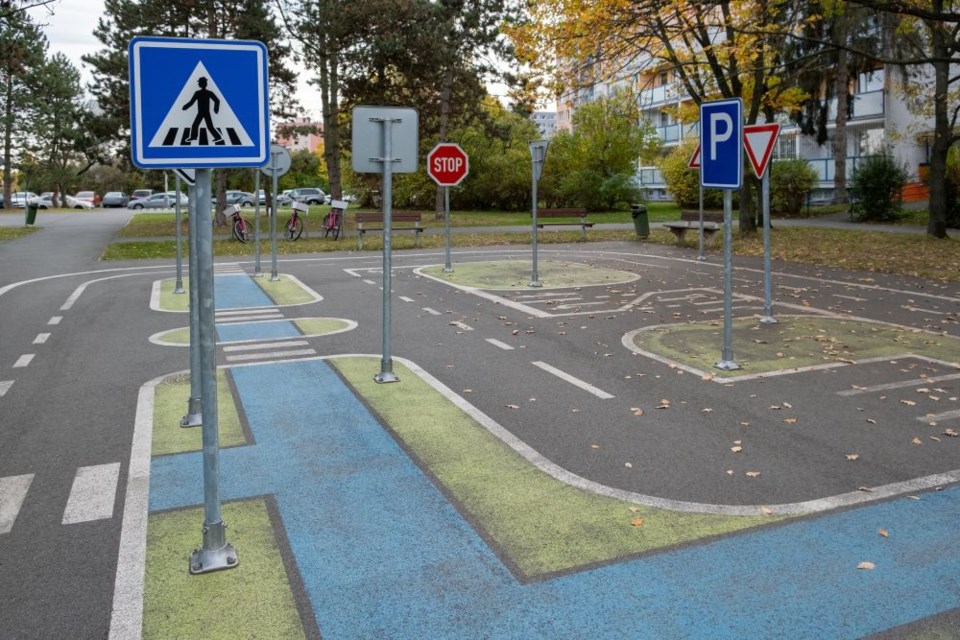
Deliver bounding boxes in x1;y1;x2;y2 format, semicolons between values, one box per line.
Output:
846;453;860;461
770;405;782;410
783;418;798;425
631;517;645;527
656;399;671;409
900;399;917;406
866;418;877;425
726;470;735;475
631;407;644;417
930;436;942;442
783;402;793;409
760;506;773;515
511;329;519;335
463;389;473;394
878;529;889;538
629;506;639;513
506;404;519;409
912;437;923;446
857;561;876;570
591;444;600;449
702;408;714;413
625;462;633;468
746;471;761;477
945;429;959;437
572;409;581;413
731;446;743;453
858;486;873;492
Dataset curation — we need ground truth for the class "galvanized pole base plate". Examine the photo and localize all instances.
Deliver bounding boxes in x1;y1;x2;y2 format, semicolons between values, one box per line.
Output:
180;396;202;428
189;542;238;574
715;359;742;371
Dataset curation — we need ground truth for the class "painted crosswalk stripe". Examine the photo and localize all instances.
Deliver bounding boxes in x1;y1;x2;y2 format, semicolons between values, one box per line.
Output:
0;474;34;534
13;354;34;368
225;349;316;362
532;361;615;399
216;308;279;316
838;372;960;396
63;463;121;524
422;307;442;316
33;333;50;345
216;314;285;324
0;380;13;397
486;338;514;351
917;408;960;424
223;340;310;353
399;296;415;303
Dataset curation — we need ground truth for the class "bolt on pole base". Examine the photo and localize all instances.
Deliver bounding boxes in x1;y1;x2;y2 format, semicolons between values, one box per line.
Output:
374;371;400;384
528;280;542;288
174;285;186;294
759;315;778;325
715;359;741;371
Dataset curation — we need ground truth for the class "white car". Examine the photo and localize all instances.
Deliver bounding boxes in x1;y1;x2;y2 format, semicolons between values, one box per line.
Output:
28;194;93;209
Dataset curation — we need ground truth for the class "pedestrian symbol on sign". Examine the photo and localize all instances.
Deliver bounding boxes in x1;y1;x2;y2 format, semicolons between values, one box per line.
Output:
148;62;254;148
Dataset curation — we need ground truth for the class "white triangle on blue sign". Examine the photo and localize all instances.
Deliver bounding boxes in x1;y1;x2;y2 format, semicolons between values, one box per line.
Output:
148;61;254;148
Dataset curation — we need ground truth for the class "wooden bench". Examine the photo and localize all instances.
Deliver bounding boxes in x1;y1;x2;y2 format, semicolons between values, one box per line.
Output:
533;208;593;239
355;211;424;250
662;211;724;245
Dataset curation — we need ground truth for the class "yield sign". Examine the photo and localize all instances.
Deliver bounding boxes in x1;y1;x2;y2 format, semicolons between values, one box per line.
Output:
743;123;781;178
687;145;701;169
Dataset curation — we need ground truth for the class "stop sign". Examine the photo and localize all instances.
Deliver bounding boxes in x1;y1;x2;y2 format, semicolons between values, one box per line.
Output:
427;143;469;186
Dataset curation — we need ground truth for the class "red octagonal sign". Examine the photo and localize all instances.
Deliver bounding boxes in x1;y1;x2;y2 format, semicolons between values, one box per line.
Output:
427;143;469;187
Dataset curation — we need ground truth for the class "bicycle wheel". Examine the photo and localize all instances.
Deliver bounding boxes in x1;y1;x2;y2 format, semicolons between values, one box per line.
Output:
331;212;342;240
232;218;249;243
322;213;334;239
284;215;303;241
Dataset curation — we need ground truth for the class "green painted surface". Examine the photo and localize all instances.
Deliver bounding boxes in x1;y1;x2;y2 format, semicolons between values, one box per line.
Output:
157;278;190;312
293;317;351;336
332;357;777;578
253;274;316;305
152;371;246;455
142;498;305;640
153;327;190;345
420;259;637;290
635;316;960;378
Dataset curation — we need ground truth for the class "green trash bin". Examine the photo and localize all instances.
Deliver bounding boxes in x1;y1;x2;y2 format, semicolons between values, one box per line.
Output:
25;203;38;226
631;203;649;237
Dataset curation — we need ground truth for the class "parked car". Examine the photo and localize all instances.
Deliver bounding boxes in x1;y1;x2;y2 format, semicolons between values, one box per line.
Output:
28;194;93;209
74;191;99;206
215;190;255;207
6;192;38;208
276;189;294;206
287;187;327;205
255;189;267;205
131;189;154;199
128;192;188;210
101;192;129;208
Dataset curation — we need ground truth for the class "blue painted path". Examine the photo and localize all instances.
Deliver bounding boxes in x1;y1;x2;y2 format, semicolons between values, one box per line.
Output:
214;274;274;310
150;358;960;639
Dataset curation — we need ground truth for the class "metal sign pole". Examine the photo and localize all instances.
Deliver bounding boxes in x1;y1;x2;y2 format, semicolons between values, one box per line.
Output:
253;170;262;277
529;141;548;288
270;166;279;282
443;186;453;273
760;170;776;324
181;186;202;428
698;183;705;261
189;168;238;574
375;117;400;383
716;189;740;370
174;175;185;294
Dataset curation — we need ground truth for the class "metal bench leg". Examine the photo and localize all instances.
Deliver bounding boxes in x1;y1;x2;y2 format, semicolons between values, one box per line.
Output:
357;231;364;251
415;229;422;248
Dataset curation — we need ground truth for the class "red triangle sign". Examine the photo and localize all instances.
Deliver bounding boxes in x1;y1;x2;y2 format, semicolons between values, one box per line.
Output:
743;124;780;178
687;145;701;169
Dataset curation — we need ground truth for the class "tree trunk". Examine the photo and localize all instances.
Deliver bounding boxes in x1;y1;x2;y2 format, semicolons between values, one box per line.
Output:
832;19;849;205
214;171;227;226
926;3;949;238
319;39;342;201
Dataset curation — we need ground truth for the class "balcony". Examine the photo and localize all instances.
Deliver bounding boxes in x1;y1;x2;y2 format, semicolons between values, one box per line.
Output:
827;90;884;121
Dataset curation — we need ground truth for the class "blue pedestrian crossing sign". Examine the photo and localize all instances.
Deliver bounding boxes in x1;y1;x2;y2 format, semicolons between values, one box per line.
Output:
128;36;269;168
699;98;742;189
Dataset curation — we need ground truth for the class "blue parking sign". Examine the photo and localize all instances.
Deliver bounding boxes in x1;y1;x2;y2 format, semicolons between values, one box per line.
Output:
700;99;742;189
128;36;269;168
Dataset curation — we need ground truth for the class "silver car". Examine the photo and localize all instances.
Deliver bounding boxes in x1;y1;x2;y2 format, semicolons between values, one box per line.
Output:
128;192;188;210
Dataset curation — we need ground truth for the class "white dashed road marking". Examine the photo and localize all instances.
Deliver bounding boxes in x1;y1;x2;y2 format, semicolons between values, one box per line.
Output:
0;474;34;534
62;463;121;525
33;333;50;344
531;361;615;399
0;380;13;397
13;354;34;368
486;338;515;351
48;316;63;325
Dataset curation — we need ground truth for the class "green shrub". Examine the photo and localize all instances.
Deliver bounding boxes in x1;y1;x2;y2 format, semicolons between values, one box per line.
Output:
849;155;906;222
658;142;724;209
770;159;818;217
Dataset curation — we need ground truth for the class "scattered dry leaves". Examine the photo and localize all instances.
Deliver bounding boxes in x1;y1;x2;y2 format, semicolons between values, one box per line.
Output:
631;517;645;527
878;528;889;538
857;561;876;570
631;407;644;417
845;453;860;461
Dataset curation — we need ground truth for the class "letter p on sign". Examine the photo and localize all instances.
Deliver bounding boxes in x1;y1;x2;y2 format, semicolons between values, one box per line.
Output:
700;98;742;189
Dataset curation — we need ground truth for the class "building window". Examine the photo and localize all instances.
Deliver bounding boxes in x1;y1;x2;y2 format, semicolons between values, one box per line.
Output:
858;69;884;93
858;129;884;155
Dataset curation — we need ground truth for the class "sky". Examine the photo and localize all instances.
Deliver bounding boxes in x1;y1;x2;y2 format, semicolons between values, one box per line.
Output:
28;0;325;120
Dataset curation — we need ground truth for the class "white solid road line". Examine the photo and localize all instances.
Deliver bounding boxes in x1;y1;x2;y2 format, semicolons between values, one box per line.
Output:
62;463;121;525
531;361;615;399
0;474;34;534
916;408;960;424
486;338;515;351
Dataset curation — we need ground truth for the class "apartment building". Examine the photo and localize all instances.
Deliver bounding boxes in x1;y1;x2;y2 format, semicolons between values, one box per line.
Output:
560;61;933;203
532;111;559;138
